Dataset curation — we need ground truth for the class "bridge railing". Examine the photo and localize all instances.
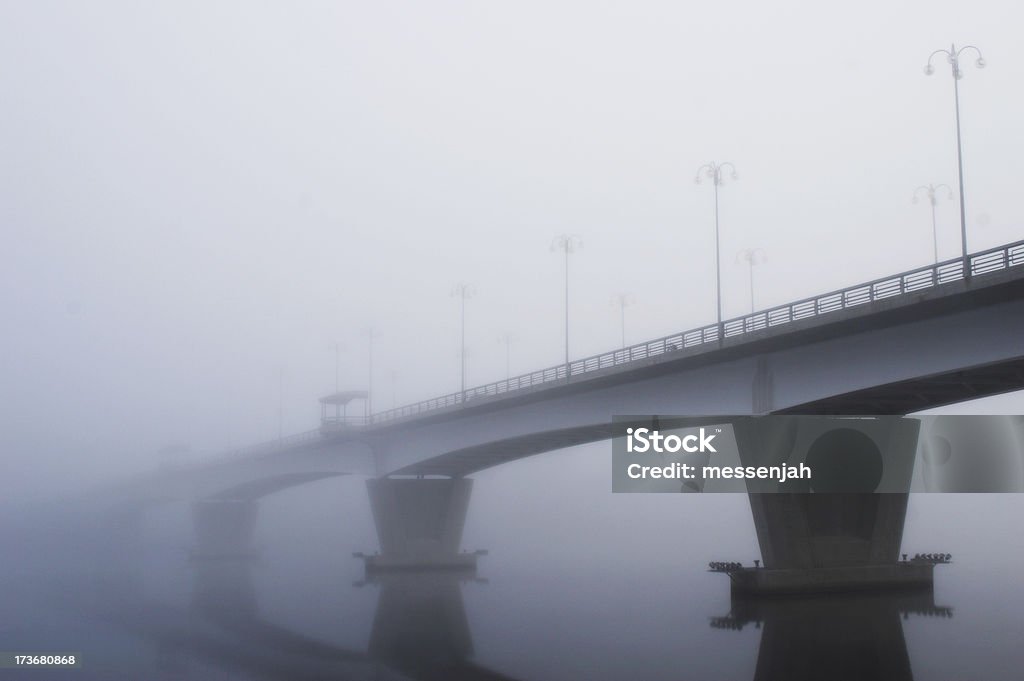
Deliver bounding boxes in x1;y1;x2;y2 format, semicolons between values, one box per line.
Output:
364;239;1024;427
721;243;1023;338
221;240;1024;452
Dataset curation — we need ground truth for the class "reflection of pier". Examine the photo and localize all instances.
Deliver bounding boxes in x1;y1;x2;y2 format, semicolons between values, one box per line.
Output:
710;591;952;681
360;570;517;681
85;552;520;681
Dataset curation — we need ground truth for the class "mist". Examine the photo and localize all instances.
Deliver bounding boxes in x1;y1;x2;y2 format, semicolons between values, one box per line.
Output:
2;2;1024;680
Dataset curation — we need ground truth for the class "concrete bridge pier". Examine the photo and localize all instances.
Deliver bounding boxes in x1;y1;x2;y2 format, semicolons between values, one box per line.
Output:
718;417;935;594
749;493;908;569
363;477;478;572
191;499;260;560
733;493;933;594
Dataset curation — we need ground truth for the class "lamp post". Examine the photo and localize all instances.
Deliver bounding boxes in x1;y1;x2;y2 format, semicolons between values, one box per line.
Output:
913;183;954;263
330;341;343;392
497;331;517;380
328;341;345;422
735;248;766;314
924;43;985;277
550;235;583;369
362;327;379;418
451;282;476;397
695;162;738;335
610;293;635;348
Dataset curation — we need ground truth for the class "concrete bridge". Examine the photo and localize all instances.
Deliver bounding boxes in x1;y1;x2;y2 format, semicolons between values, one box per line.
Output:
98;240;1024;589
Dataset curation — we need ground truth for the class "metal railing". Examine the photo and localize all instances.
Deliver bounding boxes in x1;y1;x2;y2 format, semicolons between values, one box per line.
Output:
369;240;1024;426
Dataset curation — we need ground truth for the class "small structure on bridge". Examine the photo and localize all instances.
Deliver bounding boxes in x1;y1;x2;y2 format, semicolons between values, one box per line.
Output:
319;390;369;433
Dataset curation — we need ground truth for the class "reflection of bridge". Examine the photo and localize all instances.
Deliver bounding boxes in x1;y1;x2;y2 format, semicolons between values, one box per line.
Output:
711;591;953;681
88;550;954;681
90;556;517;681
100;241;1024;585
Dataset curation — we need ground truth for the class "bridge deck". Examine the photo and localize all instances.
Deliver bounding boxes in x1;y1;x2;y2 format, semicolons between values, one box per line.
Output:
233;239;1024;457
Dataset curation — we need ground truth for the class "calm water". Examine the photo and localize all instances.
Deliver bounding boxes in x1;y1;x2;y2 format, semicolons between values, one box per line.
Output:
2;446;1023;680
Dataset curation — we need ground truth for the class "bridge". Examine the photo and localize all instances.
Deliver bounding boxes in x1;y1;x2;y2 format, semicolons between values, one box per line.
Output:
99;239;1024;587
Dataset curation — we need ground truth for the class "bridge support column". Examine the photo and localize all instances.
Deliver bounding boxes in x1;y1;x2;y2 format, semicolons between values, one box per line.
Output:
364;478;477;571
719;416;935;594
191;499;259;560
748;493;908;569
732;493;932;595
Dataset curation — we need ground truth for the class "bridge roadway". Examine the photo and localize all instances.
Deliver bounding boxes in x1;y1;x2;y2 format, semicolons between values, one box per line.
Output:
128;239;1024;501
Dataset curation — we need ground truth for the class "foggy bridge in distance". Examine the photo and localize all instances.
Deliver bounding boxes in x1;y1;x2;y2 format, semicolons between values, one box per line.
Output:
112;239;1024;585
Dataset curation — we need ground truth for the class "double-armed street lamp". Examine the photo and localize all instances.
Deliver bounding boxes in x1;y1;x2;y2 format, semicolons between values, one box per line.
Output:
913;183;954;264
695;162;738;336
451;282;476;396
551;234;583;368
923;43;986;277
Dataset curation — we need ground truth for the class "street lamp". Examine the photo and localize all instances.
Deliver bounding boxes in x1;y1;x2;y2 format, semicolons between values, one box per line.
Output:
610;293;635;348
695;162;738;334
550;234;583;368
735;248;766;314
451;282;476;397
924;43;985;277
497;331;517;380
362;327;380;417
327;341;346;422
329;341;346;392
913;183;954;263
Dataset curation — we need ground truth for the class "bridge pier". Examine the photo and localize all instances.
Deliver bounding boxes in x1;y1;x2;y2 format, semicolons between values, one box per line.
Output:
721;417;935;594
748;493;908;569
364;477;477;572
734;493;933;594
191;499;260;560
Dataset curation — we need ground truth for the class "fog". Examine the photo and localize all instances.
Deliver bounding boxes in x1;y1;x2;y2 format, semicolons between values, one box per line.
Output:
2;1;1023;500
2;3;1024;678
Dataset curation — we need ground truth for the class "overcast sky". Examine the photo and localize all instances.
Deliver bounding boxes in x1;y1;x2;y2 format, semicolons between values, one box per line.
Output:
2;1;1023;497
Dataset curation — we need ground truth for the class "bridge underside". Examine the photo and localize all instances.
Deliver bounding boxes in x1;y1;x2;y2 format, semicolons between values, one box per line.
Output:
381;355;1024;479
781;357;1024;415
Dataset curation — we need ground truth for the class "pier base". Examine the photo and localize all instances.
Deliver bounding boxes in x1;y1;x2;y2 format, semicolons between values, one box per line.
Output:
728;562;934;596
364;477;477;572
